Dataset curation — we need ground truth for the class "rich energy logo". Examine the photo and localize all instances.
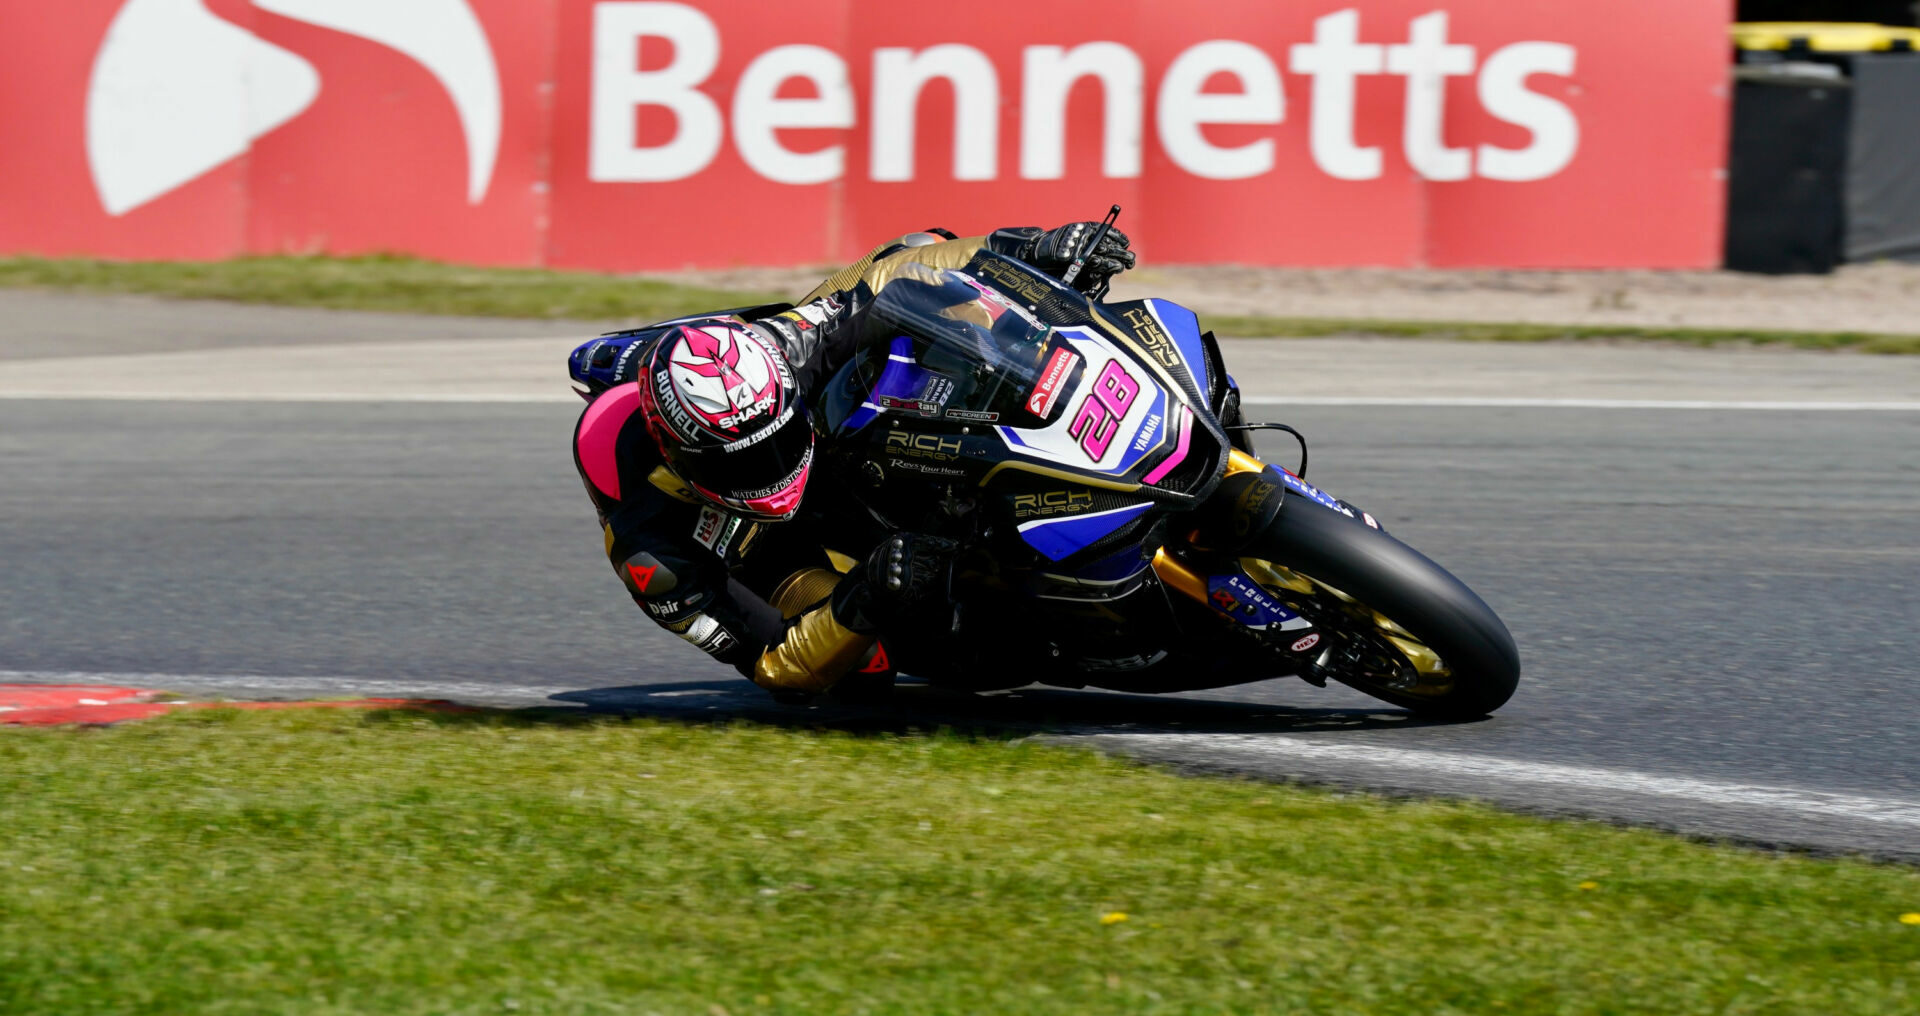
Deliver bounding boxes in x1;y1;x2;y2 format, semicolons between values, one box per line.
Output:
885;432;964;461
87;0;502;215
1011;490;1093;519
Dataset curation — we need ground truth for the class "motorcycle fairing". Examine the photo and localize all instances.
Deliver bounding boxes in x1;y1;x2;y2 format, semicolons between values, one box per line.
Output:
1017;501;1153;561
1141;407;1194;487
1099;298;1211;397
993;325;1172;478
1148;300;1210;393
816;258;1228;506
1028;547;1154;603
1077;292;1230;500
1057;540;1154;582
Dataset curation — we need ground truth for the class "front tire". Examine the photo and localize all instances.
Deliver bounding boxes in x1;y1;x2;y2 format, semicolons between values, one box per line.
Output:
1245;495;1520;718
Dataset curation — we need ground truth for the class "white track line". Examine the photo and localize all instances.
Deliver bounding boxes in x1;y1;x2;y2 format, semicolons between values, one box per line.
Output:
9;669;1919;830
1241;396;1920;411
1094;732;1920;828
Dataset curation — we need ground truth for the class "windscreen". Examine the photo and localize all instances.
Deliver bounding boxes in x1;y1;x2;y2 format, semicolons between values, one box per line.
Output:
824;261;1076;432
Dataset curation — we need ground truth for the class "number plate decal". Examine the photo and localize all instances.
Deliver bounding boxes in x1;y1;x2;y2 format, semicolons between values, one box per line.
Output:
996;327;1171;476
1067;360;1142;460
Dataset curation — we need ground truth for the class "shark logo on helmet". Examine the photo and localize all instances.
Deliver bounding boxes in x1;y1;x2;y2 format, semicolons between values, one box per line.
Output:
664;324;779;434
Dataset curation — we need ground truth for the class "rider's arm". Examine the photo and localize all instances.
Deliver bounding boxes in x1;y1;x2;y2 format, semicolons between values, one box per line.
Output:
786;226;1066;308
600;494;785;675
753;230;992;390
753;224;1131;390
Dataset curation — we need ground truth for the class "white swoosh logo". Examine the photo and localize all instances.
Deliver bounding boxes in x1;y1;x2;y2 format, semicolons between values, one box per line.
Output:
87;0;501;216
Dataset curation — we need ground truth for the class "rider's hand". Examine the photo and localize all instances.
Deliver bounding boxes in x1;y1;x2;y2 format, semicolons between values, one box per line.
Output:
1021;222;1136;291
830;532;958;634
865;532;956;601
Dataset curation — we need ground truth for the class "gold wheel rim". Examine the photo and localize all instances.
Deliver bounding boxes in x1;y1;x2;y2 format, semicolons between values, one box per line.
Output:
1244;559;1455;698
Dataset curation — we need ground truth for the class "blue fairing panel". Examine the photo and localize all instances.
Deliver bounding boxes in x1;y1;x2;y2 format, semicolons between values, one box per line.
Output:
1063;542;1152;582
1146;299;1208;394
841;336;926;432
1017;502;1153;562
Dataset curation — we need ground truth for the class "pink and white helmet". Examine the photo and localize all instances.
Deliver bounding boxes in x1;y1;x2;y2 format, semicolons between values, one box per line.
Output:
637;319;812;521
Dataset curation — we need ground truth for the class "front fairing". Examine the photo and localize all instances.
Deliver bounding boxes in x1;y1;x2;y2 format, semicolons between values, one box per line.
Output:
818;257;1227;507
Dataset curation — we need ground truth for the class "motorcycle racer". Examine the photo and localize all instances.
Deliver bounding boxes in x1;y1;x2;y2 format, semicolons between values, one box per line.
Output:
570;223;1136;697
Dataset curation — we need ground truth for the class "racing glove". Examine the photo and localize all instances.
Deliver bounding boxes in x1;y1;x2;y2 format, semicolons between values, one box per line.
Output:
830;532;959;635
1006;222;1137;291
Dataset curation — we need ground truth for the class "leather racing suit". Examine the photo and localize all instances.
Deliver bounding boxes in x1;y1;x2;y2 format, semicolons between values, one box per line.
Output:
571;225;1129;694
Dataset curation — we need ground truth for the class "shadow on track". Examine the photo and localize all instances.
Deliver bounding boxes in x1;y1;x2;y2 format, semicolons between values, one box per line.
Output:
518;677;1479;739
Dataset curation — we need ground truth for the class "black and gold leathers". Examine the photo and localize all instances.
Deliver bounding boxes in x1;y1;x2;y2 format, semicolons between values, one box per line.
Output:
752;568;873;694
573;226;1050;690
796;234;987;305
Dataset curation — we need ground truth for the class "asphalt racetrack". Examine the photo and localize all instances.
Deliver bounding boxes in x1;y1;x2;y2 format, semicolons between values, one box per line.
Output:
4;290;1919;860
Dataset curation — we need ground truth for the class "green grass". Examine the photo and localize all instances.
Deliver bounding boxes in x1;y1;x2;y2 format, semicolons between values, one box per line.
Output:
5;254;1918;353
1202;314;1920;354
0;254;784;324
2;709;1916;1015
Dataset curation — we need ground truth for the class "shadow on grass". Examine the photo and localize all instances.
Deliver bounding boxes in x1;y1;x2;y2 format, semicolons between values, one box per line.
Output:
378;676;1473;741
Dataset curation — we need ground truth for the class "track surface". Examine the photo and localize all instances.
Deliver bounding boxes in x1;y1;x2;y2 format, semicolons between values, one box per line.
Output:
4;291;1918;860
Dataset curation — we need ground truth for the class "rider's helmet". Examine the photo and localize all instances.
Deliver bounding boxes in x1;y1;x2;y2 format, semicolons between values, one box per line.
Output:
635;318;813;521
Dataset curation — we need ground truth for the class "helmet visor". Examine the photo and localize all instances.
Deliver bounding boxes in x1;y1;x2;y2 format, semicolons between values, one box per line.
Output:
676;403;815;521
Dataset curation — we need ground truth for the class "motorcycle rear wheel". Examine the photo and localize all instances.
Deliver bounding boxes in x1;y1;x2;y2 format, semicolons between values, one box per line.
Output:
1244;495;1520;719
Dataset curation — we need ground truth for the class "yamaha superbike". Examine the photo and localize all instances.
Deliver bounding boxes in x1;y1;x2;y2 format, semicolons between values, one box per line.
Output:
786;249;1519;718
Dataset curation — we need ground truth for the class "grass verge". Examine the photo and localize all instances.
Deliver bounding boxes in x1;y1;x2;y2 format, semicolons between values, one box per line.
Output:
3;708;1917;1015
1202;314;1920;355
0;254;784;324
5;254;1918;353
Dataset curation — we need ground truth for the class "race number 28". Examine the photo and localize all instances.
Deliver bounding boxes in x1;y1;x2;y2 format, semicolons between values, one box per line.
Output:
1068;360;1141;459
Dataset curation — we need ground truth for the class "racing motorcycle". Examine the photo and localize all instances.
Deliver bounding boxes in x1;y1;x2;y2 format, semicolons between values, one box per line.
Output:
590;219;1520;718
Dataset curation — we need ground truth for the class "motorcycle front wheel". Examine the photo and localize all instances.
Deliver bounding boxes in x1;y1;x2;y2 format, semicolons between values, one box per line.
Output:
1243;494;1520;719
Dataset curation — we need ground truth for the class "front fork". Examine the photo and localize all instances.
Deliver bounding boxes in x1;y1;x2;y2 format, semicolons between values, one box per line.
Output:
1150;449;1328;666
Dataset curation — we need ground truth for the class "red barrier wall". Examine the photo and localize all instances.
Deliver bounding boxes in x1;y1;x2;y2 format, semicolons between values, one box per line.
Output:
0;0;1731;269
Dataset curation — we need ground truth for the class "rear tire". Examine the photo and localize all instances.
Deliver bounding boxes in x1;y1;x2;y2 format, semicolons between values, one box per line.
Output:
1245;495;1519;719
